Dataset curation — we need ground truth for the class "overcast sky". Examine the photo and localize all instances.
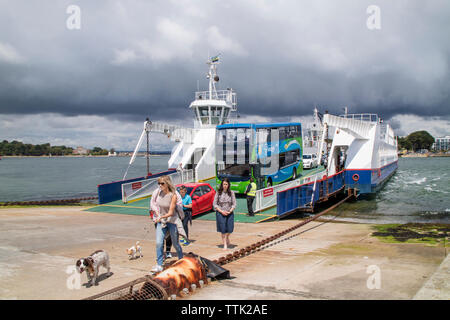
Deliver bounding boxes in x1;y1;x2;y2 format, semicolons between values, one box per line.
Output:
0;0;449;150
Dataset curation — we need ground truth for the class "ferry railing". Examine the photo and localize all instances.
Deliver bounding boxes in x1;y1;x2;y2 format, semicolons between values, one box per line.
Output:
194;90;237;110
122;169;194;203
324;114;375;140
254;169;325;212
339;113;378;123
276;171;345;217
150;122;197;143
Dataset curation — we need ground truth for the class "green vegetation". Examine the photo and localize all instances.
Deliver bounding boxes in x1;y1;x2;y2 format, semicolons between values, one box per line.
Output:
90;147;109;156
0;140;74;156
0;140;109;156
397;130;435;152
372;223;449;246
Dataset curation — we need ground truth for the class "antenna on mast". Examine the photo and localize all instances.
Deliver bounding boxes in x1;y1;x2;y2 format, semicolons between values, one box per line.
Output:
206;54;221;99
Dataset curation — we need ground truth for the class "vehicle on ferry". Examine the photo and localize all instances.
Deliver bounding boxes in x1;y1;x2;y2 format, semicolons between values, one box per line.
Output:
175;182;215;216
302;153;318;169
215;122;303;194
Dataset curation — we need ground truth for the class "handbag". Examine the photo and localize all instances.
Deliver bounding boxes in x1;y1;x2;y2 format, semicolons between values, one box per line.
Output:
168;201;187;239
176;203;185;221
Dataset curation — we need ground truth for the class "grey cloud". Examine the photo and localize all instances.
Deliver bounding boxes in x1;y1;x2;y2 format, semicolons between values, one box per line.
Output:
0;0;449;125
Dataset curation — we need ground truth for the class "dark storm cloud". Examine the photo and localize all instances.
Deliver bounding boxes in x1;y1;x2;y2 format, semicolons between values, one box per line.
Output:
0;0;449;123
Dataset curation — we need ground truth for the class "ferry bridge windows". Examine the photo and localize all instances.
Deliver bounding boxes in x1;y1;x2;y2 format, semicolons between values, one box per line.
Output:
198;107;209;125
210;106;223;125
195;106;230;125
223;108;230;122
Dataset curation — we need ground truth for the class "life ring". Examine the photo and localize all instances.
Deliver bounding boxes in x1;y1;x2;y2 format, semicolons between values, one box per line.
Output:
352;174;360;182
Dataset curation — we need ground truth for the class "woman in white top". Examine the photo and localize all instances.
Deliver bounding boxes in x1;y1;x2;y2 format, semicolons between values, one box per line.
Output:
150;175;183;273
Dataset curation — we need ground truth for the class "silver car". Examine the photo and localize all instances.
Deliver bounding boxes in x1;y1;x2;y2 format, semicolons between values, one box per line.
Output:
303;154;318;169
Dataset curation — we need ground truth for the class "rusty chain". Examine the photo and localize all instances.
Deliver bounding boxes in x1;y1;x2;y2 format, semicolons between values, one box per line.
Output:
212;189;355;266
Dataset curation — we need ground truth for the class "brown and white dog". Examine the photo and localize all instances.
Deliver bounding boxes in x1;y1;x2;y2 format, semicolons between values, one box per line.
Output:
126;241;143;260
76;250;111;286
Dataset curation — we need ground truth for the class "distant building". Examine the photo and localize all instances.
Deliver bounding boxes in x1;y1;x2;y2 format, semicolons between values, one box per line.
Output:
433;136;450;151
73;146;88;155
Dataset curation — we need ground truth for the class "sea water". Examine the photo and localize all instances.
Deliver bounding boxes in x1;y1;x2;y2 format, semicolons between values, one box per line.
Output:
329;157;450;224
0;156;449;223
0;156;169;202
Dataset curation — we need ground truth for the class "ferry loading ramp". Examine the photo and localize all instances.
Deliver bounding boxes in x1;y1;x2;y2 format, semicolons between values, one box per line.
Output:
84;167;326;223
84;178;277;224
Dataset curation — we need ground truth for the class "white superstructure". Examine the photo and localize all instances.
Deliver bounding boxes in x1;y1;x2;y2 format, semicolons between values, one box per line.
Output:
319;112;398;194
302;107;323;155
150;56;237;181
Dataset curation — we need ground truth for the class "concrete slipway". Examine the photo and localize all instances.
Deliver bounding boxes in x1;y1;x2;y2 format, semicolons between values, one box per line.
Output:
0;206;447;300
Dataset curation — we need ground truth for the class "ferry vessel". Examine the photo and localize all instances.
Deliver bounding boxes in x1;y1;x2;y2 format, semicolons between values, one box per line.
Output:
94;57;398;218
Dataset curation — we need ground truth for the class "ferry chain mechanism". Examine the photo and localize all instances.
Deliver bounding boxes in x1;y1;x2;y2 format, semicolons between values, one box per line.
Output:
211;188;356;266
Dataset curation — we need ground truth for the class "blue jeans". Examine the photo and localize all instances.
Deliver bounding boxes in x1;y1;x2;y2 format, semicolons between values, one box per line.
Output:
156;222;183;266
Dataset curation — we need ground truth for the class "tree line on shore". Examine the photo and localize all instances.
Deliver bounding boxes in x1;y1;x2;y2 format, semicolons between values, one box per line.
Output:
0;130;438;156
0;140;110;156
397;130;435;151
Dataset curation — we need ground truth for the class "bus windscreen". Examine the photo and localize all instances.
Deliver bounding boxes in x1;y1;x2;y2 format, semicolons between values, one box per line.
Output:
217;164;251;181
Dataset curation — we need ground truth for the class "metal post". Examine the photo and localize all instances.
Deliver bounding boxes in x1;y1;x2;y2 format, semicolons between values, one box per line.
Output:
145;118;151;177
146;130;150;176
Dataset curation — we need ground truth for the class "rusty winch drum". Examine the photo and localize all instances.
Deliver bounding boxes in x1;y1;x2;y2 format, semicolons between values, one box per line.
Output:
85;254;209;300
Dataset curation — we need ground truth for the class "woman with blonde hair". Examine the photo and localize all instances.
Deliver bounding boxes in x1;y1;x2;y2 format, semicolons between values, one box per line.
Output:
149;175;184;273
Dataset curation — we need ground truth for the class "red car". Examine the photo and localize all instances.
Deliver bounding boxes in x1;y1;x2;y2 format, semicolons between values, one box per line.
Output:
176;182;216;216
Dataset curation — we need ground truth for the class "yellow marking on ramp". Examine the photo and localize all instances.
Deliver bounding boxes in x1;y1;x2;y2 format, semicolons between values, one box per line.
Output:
127;195;150;204
256;215;278;223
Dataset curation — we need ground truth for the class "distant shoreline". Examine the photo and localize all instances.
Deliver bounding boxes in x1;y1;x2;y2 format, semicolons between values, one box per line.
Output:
400;152;450;158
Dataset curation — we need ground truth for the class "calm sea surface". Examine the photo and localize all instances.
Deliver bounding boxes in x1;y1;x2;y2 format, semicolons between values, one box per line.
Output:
0;156;169;202
0;156;449;223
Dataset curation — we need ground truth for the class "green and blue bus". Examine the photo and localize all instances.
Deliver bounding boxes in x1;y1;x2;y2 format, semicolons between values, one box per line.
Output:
215;122;303;194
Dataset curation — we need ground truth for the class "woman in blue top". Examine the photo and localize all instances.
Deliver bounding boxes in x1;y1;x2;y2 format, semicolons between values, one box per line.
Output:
179;185;192;246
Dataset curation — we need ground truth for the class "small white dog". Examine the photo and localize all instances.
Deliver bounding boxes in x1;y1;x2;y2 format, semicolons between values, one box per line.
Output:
76;250;111;286
127;241;143;260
